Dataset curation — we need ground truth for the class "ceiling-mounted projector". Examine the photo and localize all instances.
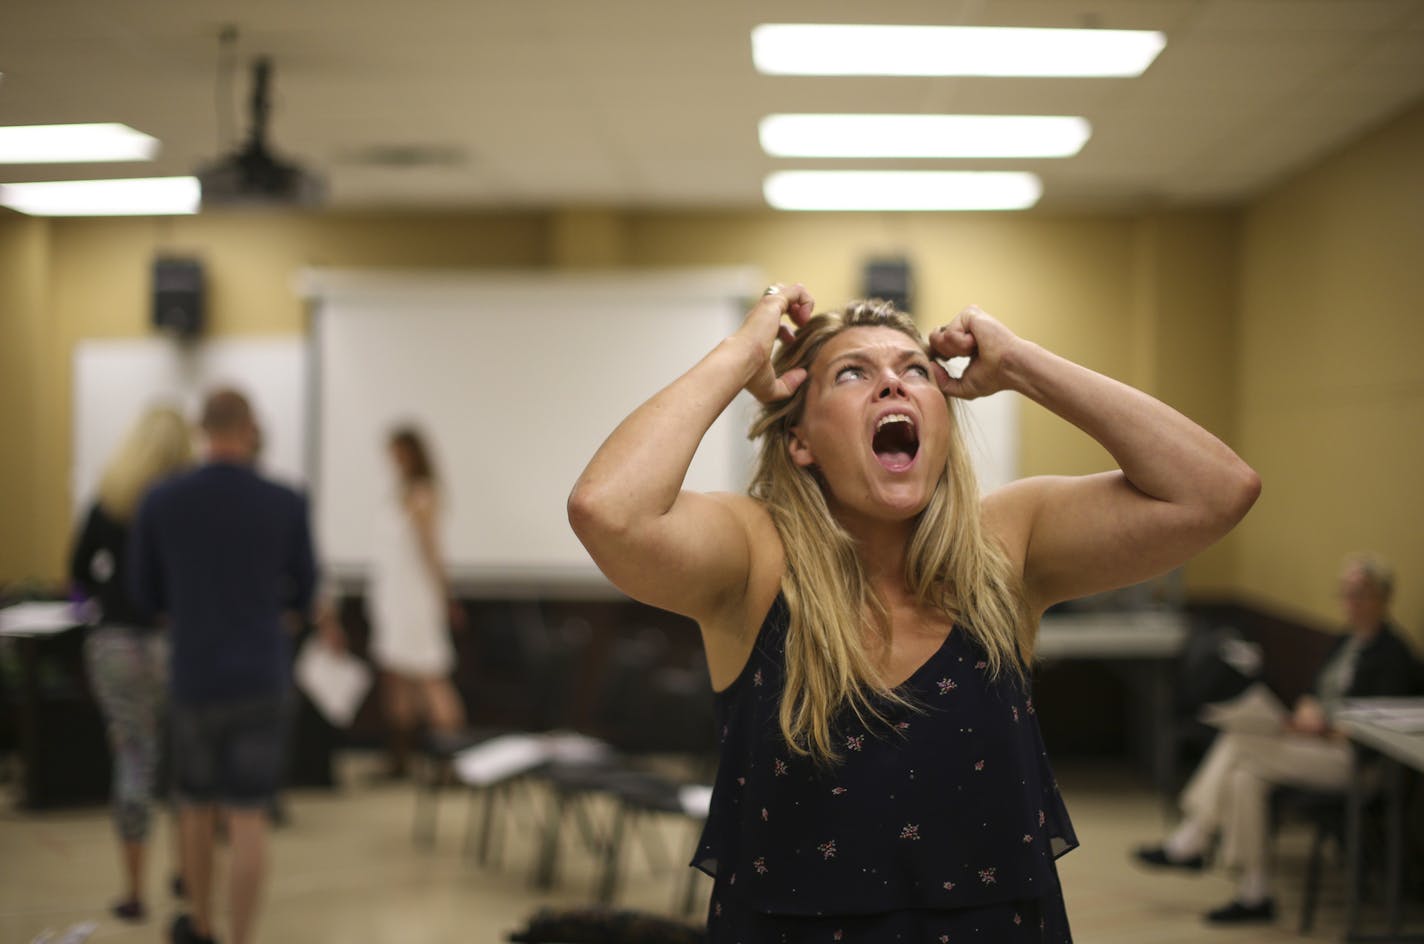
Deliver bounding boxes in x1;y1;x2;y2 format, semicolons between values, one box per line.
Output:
197;57;324;207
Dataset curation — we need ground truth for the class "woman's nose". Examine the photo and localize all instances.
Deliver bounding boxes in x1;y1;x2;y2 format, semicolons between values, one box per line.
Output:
877;371;907;399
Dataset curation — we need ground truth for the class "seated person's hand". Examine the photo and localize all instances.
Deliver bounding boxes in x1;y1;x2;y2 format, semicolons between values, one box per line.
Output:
1287;695;1329;735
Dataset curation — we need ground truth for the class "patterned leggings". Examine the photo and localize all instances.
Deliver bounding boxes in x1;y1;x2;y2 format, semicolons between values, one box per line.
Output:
84;626;166;842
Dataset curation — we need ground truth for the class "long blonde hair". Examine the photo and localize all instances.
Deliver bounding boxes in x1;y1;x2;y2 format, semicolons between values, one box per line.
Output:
748;300;1032;763
96;405;194;521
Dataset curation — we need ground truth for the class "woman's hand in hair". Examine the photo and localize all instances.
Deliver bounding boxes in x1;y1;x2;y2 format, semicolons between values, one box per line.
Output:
735;282;815;403
929;306;1025;400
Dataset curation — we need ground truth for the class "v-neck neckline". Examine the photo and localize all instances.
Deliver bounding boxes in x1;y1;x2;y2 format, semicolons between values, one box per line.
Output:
884;625;958;691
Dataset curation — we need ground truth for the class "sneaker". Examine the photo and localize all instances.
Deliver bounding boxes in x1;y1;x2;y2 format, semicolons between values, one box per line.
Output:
169;913;219;944
1133;845;1207;872
111;898;146;921
1204;898;1276;924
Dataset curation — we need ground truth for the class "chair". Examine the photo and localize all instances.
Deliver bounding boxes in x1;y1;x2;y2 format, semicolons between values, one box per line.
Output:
1170;623;1258;788
411;726;509;848
415;606;593;857
529;635;716;904
1271;785;1347;933
1270;780;1387;934
597;775;711;914
587;661;716;911
530;753;632;889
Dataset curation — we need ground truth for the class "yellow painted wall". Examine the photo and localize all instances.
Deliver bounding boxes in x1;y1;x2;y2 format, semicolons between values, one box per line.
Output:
622;211;1153;483
1235;100;1424;643
1131;212;1242;595
3;205;1240;590
0;217;51;582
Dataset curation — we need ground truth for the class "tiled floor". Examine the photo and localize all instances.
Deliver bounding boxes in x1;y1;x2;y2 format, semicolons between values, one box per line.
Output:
0;757;1398;943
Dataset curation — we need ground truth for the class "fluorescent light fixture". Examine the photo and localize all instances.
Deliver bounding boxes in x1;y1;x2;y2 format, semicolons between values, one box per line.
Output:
0;176;200;216
0;123;159;163
764;170;1041;211
752;24;1165;77
760;114;1091;158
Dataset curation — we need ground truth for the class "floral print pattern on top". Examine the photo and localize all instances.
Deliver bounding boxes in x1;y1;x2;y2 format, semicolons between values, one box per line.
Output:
693;593;1077;942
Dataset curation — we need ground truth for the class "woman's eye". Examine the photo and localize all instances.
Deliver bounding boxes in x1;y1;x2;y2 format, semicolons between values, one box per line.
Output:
906;363;931;378
835;366;864;382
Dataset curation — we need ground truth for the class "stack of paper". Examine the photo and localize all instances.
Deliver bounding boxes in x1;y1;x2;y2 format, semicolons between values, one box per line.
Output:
453;735;554;786
293;638;374;728
0;602;85;637
451;731;617;787
677;784;713;818
1337;698;1424;734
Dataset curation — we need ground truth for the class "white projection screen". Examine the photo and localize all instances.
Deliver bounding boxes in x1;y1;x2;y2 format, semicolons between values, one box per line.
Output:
304;268;763;593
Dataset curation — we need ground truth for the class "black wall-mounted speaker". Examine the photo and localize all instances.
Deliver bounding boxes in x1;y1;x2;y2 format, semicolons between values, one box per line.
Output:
862;258;913;314
152;257;205;338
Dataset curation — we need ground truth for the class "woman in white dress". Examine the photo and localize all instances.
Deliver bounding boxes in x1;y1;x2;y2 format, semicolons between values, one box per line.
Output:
367;426;466;776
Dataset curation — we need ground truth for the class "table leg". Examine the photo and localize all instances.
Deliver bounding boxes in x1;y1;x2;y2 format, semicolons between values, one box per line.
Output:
1387;760;1405;936
1150;659;1176;794
1346;748;1365;938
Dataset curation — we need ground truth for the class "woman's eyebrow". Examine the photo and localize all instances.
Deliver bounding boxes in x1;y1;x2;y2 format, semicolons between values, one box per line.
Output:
827;347;924;369
826;351;866;368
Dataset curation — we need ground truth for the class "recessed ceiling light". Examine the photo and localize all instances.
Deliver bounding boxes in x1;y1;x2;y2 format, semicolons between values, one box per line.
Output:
0;123;159;164
0;176;200;216
764;171;1042;211
760;114;1091;159
752;24;1165;77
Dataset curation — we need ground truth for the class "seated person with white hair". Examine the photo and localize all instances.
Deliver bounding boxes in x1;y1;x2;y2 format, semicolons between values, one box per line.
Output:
1134;553;1422;925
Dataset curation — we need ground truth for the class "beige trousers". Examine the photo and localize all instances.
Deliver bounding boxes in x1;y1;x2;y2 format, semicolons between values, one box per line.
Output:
1179;730;1353;870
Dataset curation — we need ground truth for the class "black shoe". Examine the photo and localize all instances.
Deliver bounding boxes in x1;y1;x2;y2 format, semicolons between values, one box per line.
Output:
111;897;146;921
1133;845;1207;872
1204;898;1276;924
170;912;219;944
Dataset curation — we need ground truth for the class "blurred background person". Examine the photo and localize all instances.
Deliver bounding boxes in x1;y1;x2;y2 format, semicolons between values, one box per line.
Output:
69;404;193;922
1134;553;1422;925
367;425;466;779
129;388;317;944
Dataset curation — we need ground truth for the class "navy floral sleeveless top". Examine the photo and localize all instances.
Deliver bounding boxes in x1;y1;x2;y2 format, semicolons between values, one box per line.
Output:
692;594;1077;916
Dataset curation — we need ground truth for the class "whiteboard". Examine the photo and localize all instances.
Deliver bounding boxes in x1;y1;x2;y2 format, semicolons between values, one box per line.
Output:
303;268;762;589
72;337;308;516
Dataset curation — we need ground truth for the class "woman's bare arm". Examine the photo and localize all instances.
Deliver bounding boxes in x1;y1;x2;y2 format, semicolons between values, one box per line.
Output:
568;284;813;623
937;307;1261;614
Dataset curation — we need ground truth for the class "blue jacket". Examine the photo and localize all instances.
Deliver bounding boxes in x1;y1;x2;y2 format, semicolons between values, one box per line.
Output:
129;461;317;704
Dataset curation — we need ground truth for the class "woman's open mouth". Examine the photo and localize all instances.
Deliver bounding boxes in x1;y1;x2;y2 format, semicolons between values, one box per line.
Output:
872;413;919;472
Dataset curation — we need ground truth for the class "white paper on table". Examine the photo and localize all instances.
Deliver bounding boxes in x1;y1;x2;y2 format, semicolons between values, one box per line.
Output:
543;731;614;765
678;784;713;818
1199;681;1289;735
1337;698;1424;733
0;602;87;637
293;638;373;728
453;734;551;786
